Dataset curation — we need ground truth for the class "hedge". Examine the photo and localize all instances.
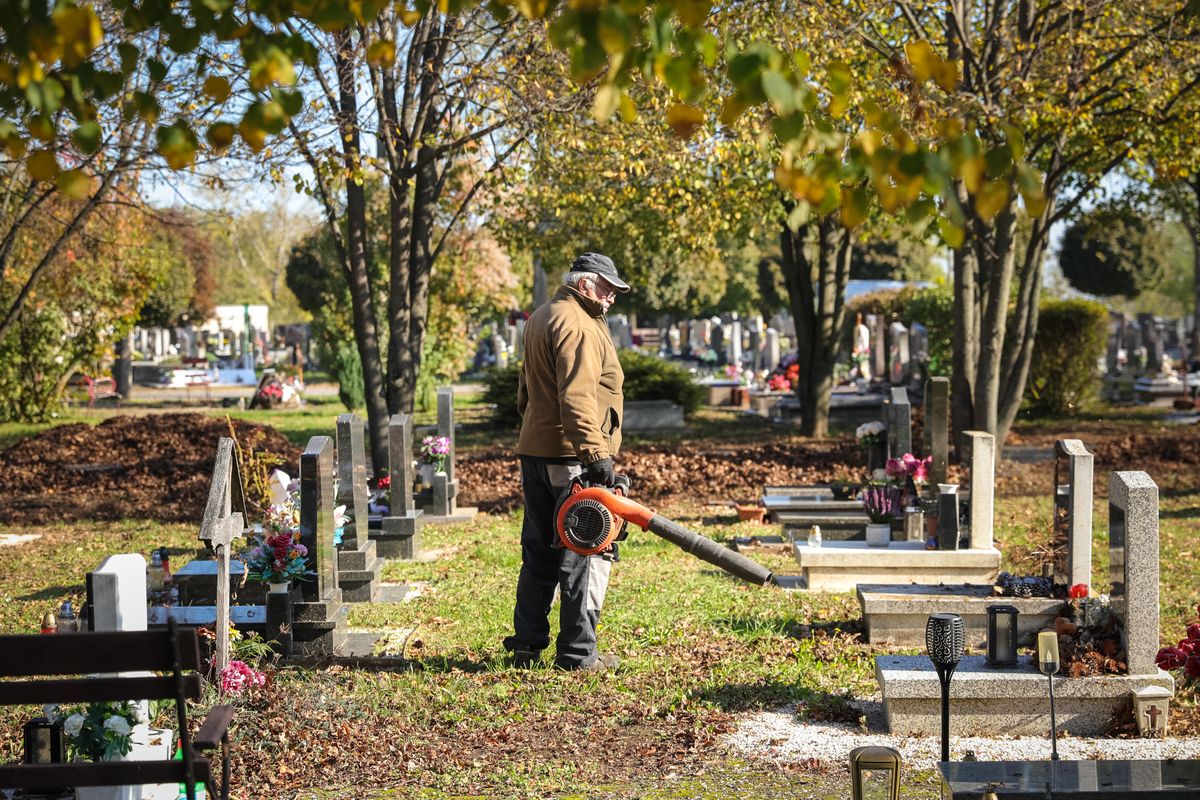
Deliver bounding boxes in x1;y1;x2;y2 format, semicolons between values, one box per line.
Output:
481;349;703;429
1023;298;1108;416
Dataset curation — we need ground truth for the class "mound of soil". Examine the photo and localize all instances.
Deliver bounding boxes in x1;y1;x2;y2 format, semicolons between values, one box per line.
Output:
458;439;865;514
0;414;299;525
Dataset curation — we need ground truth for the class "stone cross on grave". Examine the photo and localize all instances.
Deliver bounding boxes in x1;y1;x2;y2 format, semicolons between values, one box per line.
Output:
335;413;370;548
199;437;249;674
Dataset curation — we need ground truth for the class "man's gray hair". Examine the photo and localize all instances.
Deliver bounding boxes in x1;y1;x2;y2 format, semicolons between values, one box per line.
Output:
562;271;596;289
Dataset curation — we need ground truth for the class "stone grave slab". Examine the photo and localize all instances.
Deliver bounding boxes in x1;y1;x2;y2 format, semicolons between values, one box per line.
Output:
793;540;1000;592
963;431;995;550
1109;471;1160;675
1055;438;1094;588
857;583;1061;647
173;558;265;606
291;436;348;656
778;511;871;541
335;413;383;601
886;387;912;458
372;413;424;558
876;655;1172;736
419;387;478;524
941;760;1200;799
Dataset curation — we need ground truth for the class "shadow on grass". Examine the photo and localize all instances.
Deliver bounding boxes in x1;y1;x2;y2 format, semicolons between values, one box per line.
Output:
695;680;862;723
715;615;863;640
17;584;84;601
1160;506;1200;520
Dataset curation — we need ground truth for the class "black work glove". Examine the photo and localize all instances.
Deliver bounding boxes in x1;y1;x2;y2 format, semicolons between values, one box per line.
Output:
585;457;616;487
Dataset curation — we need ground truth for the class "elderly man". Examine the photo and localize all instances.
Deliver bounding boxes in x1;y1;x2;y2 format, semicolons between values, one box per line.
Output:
503;252;630;671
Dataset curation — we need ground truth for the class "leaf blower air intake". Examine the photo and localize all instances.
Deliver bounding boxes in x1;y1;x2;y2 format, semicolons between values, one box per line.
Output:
554;480;774;586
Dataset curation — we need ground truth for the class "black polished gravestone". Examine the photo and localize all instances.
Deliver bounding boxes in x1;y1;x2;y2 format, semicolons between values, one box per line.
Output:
334;414;383;602
371;413;424;559
940;760;1200;798
292;436;347;656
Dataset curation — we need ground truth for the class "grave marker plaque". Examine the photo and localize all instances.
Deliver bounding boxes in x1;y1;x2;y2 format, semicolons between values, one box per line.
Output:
335;413;370;548
199;437;248;672
1054;439;1094;588
299;436;338;602
887;387;912;459
1108;471;1160;675
926;377;949;485
963;431;994;550
372;413;423;558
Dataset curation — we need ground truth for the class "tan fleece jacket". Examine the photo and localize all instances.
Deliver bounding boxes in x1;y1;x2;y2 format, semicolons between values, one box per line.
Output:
516;285;624;463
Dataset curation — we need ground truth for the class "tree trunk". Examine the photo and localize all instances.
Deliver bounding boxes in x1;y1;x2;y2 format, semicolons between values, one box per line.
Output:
970;197;1019;439
1188;174;1200;358
778;214;852;438
950;236;977;456
334;31;390;473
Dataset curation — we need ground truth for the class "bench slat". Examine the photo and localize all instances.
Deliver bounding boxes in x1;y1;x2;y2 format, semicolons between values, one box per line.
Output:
0;674;202;706
0;630;201;676
194;704;236;751
0;759;211;789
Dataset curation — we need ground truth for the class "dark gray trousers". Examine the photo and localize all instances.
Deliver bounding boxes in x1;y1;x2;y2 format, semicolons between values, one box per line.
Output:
504;456;611;668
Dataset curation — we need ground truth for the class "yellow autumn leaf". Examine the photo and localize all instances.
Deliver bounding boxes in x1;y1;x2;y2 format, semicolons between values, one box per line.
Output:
203;76;231;103
27;149;59;181
239;119;266;152
666;103;704;138
933;59;959;92
53;4;102;69
938;217;964;248
516;0;551;18
904;40;939;84
974;179;1010;222
960;153;986;194
206;122;236;151
840;186;870;228
366;40;396;67
718;96;749;127
56;168;89;199
1020;186;1048;218
619;93;638;123
399;7;422;25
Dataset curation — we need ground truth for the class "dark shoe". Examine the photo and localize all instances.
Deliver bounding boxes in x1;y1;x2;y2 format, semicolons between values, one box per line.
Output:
555;653;620;672
511;649;542;668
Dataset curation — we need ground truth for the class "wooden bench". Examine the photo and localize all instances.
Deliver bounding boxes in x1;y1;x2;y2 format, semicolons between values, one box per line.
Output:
0;620;234;800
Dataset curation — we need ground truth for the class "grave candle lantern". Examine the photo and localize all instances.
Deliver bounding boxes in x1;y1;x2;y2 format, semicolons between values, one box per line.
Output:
22;717;64;764
849;745;902;800
986;604;1019;667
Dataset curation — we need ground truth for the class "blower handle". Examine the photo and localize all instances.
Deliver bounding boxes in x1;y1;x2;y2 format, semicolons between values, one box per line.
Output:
646;514;775;586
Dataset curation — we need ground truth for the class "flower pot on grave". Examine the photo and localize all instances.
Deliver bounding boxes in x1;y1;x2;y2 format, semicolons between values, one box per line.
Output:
268;581;290;594
734;503;766;524
865;523;892;547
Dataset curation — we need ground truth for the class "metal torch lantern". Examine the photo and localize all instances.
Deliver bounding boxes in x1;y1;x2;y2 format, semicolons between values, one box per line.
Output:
22;717;64;764
849;745;902;800
926;612;966;763
986;604;1019;667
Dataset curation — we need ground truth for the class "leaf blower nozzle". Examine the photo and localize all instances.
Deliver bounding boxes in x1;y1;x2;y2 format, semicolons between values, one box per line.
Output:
555;483;774;586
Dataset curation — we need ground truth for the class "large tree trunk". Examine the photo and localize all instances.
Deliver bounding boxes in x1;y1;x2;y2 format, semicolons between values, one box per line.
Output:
779;214;852;438
334;31;390;473
950;232;977;456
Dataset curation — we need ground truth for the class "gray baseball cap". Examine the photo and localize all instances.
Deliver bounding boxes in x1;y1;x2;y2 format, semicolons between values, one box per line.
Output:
570;252;630;292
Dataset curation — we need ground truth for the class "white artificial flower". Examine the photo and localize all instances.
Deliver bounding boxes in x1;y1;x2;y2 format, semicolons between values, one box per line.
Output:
103;716;131;736
64;714;86;737
42;704;61;722
333;504;348;528
268;470;293;506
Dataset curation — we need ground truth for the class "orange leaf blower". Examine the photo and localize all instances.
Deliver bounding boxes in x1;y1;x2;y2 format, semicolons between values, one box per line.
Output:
554;478;774;586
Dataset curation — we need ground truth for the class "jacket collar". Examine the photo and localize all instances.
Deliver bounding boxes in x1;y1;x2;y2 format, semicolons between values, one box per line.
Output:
556;285;606;318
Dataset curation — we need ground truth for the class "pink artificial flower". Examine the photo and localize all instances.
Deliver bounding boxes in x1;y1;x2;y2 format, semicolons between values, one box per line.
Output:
901;453;920;472
219;660;267;695
910;455;932;484
884;458;907;480
1157;647;1187;671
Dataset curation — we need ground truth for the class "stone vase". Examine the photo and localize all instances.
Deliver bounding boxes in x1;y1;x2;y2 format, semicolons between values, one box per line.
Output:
865;522;892;547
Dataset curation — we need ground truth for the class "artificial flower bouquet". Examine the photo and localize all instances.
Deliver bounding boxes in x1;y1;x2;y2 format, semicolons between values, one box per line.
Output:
245;475;310;584
861;482;899;524
420;435;451;473
855;421;886;448
767;373;791;393
1156;605;1200;689
46;701;141;762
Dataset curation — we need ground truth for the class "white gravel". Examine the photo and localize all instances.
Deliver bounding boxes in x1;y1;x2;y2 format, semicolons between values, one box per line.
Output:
723;706;1200;771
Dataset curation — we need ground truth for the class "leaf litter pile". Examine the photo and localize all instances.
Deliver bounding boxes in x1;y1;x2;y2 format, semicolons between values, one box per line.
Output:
0;414;299;525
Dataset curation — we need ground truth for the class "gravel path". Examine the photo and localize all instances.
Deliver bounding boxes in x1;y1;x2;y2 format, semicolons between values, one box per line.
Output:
723;706;1200;770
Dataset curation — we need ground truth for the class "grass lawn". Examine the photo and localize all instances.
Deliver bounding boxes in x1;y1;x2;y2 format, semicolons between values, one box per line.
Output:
1;399;1197;797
